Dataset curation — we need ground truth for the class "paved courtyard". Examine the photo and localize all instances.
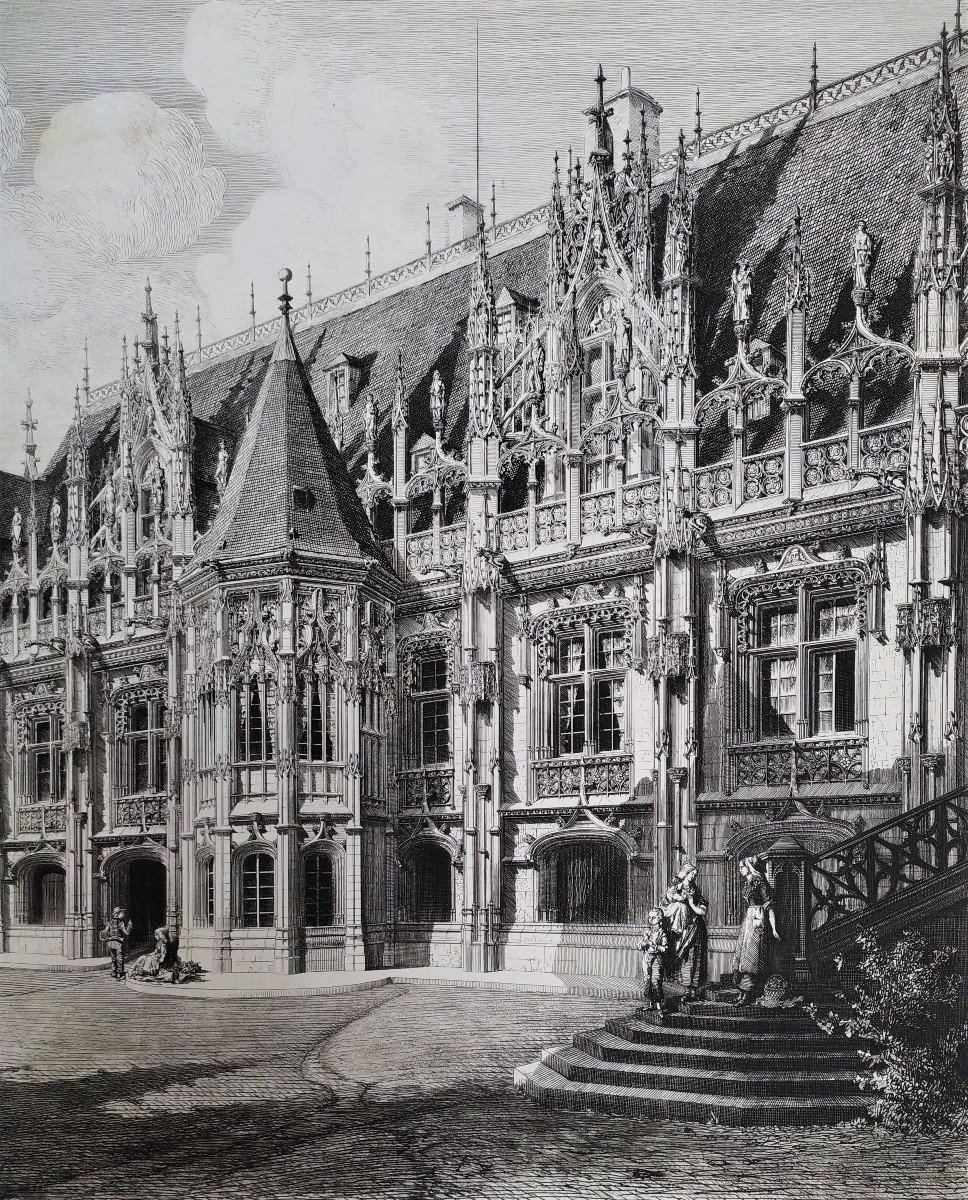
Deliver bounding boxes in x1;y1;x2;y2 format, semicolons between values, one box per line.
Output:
0;970;963;1200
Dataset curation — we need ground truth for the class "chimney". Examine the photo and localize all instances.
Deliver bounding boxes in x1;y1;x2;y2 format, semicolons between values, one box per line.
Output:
583;66;662;167
447;196;485;246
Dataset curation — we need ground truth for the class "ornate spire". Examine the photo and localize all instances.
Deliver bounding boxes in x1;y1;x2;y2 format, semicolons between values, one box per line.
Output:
471;214;496;351
810;43;819;110
588;65;614;171
663;132;695;289
391;349;407;433
548;151;567;311
306;262;313;308
21;390;38;481
785;206;812;312
142;276;160;370
693;89;702;159
925;24;961;189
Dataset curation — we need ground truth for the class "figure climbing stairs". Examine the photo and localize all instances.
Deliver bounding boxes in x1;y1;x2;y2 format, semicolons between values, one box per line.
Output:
514;996;867;1126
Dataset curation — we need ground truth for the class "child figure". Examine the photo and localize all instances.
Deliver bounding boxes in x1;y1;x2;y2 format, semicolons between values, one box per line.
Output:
640;907;669;1016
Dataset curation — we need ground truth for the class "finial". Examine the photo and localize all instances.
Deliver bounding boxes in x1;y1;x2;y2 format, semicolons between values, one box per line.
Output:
786;205;811;313
161;326;170;366
83;338;90;406
74;383;83;427
365;235;372;285
22;389;38;481
195;305;202;354
278;267;293;317
425;203;432;257
623;129;633;174
306;262;313;307
249;281;256;337
121;334;129;380
145;277;153;314
810;43;819;110
694;89;702;159
957;0;963;44
491;181;497;231
567;145;574;194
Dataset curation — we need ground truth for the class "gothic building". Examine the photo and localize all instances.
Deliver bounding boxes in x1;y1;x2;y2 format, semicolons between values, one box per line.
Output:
2;33;966;978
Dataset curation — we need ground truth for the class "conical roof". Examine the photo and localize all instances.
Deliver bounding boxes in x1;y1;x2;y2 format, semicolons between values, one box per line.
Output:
191;278;382;568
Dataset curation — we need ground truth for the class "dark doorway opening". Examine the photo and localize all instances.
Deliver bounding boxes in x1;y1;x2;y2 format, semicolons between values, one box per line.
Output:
28;865;66;925
125;858;167;949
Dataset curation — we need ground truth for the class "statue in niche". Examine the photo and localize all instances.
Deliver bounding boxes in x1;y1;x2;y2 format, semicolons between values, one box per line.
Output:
852;220;873;292
11;506;22;555
215;439;229;495
731;261;753;329
49;495;62;545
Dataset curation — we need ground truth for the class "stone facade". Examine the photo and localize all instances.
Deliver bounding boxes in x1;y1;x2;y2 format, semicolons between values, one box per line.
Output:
2;42;967;977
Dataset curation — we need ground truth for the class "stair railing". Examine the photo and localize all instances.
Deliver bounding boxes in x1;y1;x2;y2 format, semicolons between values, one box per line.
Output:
807;785;968;952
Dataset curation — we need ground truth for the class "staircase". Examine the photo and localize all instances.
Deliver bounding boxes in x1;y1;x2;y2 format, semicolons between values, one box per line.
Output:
515;997;868;1126
809;785;968;955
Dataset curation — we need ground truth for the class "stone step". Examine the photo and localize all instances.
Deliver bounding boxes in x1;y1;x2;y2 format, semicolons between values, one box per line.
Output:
633;1007;822;1035
514;1060;870;1128
683;1000;813;1017
573;1028;860;1073
544;1046;859;1099
607;1017;840;1054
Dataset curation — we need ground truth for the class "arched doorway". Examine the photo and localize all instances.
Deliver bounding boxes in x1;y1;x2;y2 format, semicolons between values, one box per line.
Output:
24;862;66;925
108;855;167;950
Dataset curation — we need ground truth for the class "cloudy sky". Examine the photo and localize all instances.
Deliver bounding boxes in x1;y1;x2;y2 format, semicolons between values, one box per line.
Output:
0;0;951;471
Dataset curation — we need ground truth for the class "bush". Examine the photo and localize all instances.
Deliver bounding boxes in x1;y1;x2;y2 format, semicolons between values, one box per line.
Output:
808;929;968;1135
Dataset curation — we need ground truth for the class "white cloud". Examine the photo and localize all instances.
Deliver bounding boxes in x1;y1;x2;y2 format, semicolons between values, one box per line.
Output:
0;89;225;470
184;2;455;301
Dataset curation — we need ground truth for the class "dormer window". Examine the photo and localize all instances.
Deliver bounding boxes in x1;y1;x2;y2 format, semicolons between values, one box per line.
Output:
324;355;361;420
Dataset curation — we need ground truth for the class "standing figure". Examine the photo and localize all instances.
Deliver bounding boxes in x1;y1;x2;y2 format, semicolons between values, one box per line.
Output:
732;856;779;1005
100;907;133;980
852;221;873;292
639;907;669;1015
661;861;709;999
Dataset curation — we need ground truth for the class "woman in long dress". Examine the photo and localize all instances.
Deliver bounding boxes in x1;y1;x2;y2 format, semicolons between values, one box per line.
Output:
732;856;778;1005
661;862;709;999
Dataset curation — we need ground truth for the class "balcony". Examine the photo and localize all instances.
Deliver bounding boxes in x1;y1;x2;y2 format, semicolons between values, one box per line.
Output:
16;803;67;836
727;737;866;791
532;753;633;802
398;765;455;810
114;793;168;829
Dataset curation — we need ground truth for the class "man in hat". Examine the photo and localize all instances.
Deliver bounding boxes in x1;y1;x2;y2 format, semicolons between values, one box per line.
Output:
100;907;133;979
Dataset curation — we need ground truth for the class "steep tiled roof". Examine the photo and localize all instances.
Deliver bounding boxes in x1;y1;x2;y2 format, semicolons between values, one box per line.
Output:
189;313;383;568
36;51;961;509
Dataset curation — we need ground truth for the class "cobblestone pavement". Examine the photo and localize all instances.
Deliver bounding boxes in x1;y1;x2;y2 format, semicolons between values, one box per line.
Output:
0;970;963;1200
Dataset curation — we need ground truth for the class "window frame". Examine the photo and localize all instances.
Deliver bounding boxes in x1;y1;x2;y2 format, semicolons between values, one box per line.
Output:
412;652;451;768
25;713;64;803
549;626;627;758
120;697;168;796
747;587;859;741
237;850;275;929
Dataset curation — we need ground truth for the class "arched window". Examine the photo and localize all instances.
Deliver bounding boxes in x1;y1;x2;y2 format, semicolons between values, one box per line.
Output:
536;839;628;924
304;851;336;927
297;675;336;762
239;852;274;927
25;863;66;925
236;677;274;762
199;856;215;926
400;843;452;923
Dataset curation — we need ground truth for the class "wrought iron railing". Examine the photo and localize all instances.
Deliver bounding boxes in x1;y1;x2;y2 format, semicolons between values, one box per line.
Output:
809;787;968;938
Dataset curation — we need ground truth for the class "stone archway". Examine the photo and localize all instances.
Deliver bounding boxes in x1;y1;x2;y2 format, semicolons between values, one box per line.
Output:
103;849;167;951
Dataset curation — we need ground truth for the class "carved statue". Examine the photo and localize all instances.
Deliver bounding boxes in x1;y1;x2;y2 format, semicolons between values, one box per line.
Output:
612;303;633;374
215;439;229;496
731;261;753;328
660;861;708;999
11;505;22;554
49;495;61;545
852;221;873;292
429;370;446;434
731;855;779;1005
363;393;377;450
525;338;546;404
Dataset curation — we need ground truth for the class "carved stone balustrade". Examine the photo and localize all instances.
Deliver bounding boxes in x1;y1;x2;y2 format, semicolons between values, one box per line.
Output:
16;803;68;836
535;500;567;546
498;509;528;552
859;420;910;474
621;478;660;526
532;753;632;802
115;793;168;829
580;490;617;536
398;766;455;810
742;450;785;500
802;436;850;487
727;737;866;791
694;462;732;512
